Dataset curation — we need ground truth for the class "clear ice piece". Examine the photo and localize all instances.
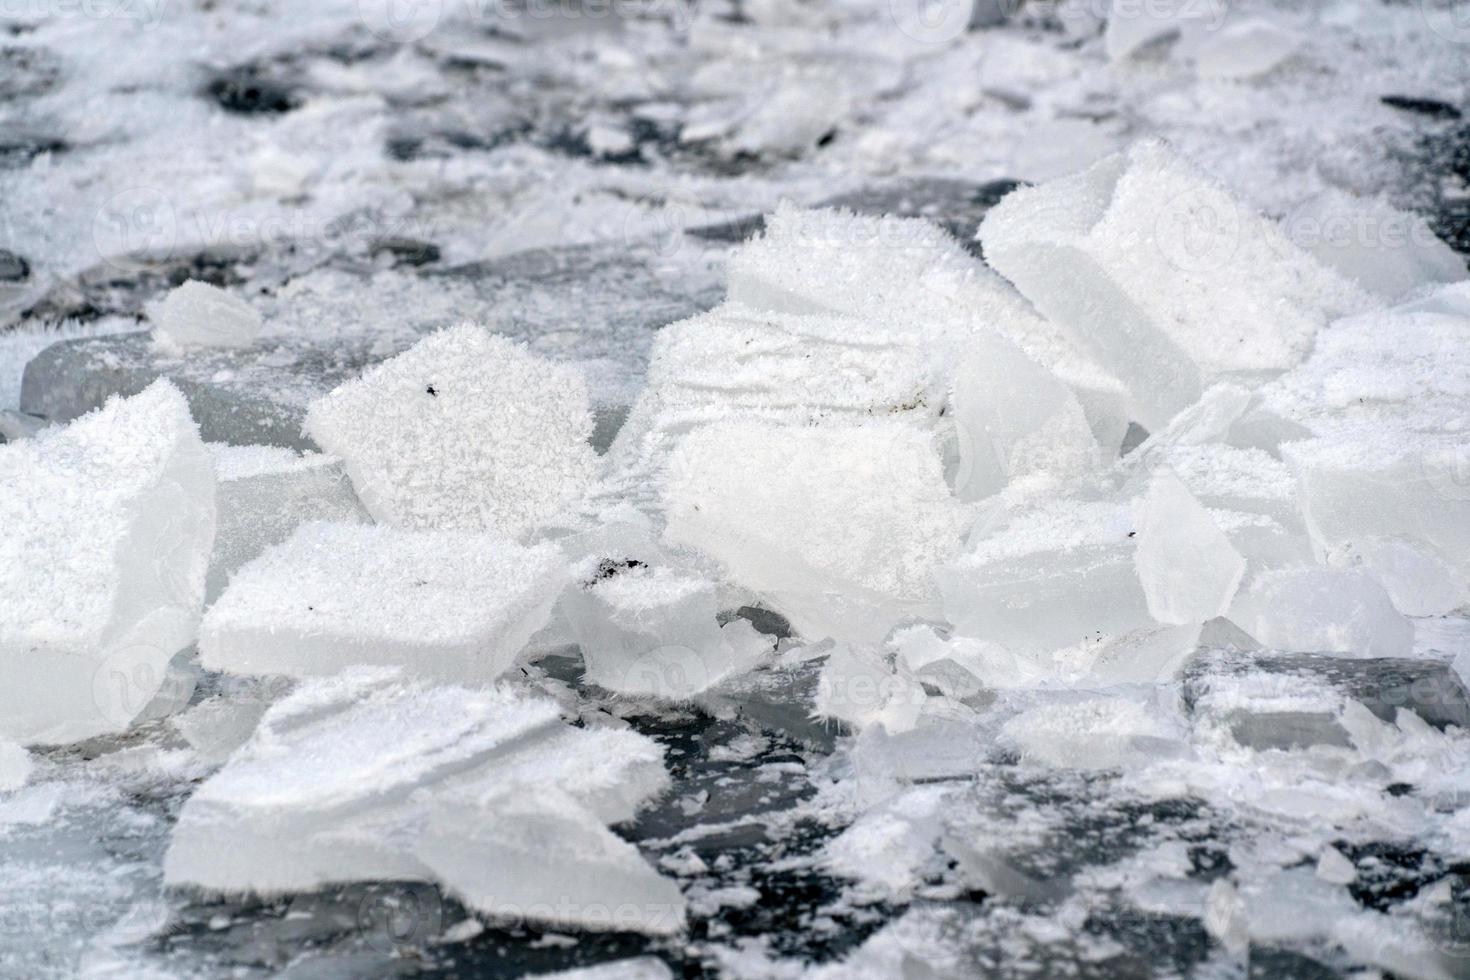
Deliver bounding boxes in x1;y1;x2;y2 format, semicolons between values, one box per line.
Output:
1132;468;1245;625
1227;566;1413;659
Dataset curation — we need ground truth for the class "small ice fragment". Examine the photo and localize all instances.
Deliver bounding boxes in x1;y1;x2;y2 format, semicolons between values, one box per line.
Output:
200;522;567;684
1104;0;1214;61
1000;695;1187;769
561;558;771;699
0;740;31;791
813;643;927;734
417;788;686;937
1191;19;1300;80
1132;469;1245;625
0;381;215;745
206;444;370;603
950;338;1098;499
532;957;675;980
153;281;264;350
1288;189;1466;299
305;323;599;537
1228;566;1413;659
981;140;1367;429
1315;847;1356;886
664;421;966;643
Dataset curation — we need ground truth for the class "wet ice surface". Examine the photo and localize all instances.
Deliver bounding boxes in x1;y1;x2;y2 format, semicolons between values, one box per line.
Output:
4;0;1470;978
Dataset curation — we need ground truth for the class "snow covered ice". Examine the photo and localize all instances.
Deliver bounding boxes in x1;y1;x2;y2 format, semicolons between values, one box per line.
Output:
3;0;1470;976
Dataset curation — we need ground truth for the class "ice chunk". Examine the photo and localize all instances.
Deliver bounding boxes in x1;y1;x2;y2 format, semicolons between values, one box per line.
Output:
1326;538;1469;617
1227;567;1413;659
166;670;674;912
1132;469;1244;625
664;421;966;643
981;140;1367;428
305;324;599;537
152;281;264;350
1191;19;1300;80
561;558;772;699
172;693;273;766
0;409;46;442
417;788;686;937
199;522;567;684
1000;694;1188;769
206;444;370;603
1288;189;1465;299
532;958;674;980
950;339;1099;500
720;203;1133;446
0;381;215;745
939;498;1151;655
1104;0;1215;61
813;642;927;733
0;741;31;792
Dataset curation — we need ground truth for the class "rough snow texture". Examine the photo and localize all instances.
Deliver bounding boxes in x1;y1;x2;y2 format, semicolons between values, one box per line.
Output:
0;381;215;745
199;522;567;684
152;281;264;350
664;421;967;643
981;140;1369;429
165;669;679;934
305;323;599;537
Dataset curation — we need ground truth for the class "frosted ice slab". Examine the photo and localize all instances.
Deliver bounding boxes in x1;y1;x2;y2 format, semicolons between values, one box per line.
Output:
0;380;215;745
1227;566;1413;659
664;421;966;643
980;140;1368;429
206;444;369;603
306;323;598;537
165;669;675;923
561;557;772;699
152;280;264;350
199;522;567;684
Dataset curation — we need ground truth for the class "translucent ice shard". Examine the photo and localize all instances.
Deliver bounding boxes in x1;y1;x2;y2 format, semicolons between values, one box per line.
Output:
561;557;772;699
0;740;31;791
305;323;599;537
1289;189;1466;300
0;381;215;745
165;669;676;924
981;140;1368;429
199;522;567;684
813;642;927;733
1227;566;1413;659
1132;469;1245;625
206;444;370;603
152;281;264;350
664;421;966;643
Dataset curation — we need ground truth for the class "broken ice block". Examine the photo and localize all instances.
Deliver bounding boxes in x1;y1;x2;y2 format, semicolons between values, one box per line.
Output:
206;444;370;603
199;522;567;684
1132;469;1244;625
980;140;1367;429
152;281;264;350
950;339;1099;500
305;323;599;538
1191;19;1300;80
1227;567;1413;659
166;670;676;929
1325;538;1469;617
813;642;927;734
561;557;771;699
663;421;966;643
1000;694;1189;769
1289;190;1465;300
417;788;686;936
939;497;1152;655
0;381;215;745
0;740;31;792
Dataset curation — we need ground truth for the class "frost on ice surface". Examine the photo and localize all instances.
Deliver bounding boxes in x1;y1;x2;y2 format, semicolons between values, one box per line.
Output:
0;380;215;745
664;421;966;643
200;522;567;683
151;280;264;350
306;323;599;537
166;669;679;934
